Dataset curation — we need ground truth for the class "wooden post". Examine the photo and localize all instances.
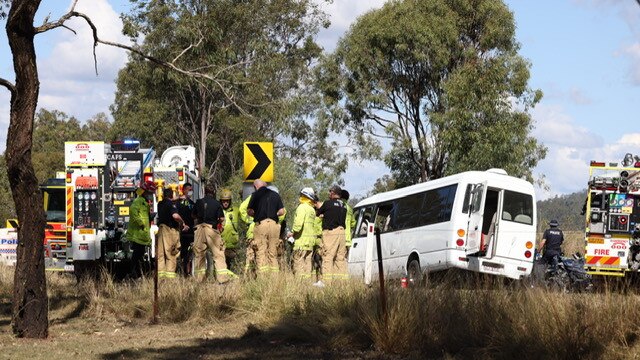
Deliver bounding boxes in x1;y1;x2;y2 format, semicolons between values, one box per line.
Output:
375;228;387;326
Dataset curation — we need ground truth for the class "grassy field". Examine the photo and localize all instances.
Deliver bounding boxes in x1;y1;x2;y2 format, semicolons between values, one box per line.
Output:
4;261;640;359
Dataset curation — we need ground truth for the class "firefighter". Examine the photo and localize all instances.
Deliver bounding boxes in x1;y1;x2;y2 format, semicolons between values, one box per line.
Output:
177;182;196;277
288;187;317;279
538;219;565;267
157;188;188;279
247;179;285;275
127;180;157;279
317;185;348;284
193;184;235;283
239;194;257;278
340;189;356;258
220;188;240;271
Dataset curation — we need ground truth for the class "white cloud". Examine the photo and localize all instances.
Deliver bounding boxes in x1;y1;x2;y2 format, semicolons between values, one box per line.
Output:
531;103;640;199
532;104;602;148
1;0;129;153
316;0;386;51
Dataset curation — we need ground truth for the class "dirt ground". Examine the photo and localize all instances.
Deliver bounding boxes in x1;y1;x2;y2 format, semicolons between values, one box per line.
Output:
0;298;393;360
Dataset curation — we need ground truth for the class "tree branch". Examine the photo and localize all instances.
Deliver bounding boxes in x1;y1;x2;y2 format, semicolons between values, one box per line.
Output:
0;78;16;96
34;0;79;34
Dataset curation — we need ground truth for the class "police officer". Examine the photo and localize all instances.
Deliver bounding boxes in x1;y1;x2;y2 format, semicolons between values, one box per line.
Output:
317;185;348;285
539;219;564;266
177;182;196;277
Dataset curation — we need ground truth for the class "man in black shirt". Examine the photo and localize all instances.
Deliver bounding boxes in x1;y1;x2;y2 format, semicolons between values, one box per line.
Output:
317;185;348;284
247;179;285;275
193;184;234;283
157;188;188;279
177;183;196;277
539;219;564;267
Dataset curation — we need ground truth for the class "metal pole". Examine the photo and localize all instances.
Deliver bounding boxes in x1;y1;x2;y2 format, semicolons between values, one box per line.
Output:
375;228;387;326
152;244;159;324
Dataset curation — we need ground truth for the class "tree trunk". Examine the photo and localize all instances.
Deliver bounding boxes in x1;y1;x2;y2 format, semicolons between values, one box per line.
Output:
6;0;49;338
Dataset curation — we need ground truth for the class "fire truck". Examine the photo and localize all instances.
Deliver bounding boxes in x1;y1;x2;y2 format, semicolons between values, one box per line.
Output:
584;153;640;277
64;140;156;277
64;140;201;278
41;173;67;271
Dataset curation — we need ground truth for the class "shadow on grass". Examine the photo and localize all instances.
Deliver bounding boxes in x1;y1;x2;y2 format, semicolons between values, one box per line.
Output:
100;324;390;360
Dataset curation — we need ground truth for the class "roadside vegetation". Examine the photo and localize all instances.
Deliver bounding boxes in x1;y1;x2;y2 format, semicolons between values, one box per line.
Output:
3;263;640;359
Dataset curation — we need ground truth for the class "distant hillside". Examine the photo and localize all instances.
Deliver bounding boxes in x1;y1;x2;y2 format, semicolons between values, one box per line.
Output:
536;191;586;232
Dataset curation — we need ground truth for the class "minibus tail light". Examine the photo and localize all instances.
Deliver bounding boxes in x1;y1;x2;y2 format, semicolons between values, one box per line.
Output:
456;239;464;247
524;250;532;259
457;229;465;237
525;241;533;249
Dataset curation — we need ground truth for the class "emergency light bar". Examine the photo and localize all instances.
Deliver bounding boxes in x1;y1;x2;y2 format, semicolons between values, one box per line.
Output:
111;140;140;152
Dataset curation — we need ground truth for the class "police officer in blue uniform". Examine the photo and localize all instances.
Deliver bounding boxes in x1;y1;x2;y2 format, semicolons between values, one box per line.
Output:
538;219;564;267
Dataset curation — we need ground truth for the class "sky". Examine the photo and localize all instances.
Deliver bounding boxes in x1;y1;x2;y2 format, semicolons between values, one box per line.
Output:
1;0;640;201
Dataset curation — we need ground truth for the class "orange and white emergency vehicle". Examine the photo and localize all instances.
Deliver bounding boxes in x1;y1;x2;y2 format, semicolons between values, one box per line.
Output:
584;153;640;277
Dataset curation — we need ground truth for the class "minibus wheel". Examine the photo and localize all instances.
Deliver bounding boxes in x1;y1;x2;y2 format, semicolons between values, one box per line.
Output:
407;258;422;287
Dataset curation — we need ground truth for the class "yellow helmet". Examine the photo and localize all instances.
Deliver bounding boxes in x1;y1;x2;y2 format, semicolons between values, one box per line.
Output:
220;188;233;201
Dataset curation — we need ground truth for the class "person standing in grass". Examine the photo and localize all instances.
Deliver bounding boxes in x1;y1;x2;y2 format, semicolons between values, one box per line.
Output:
156;188;188;279
193;185;235;283
316;185;348;285
247;179;285;276
288;187;317;279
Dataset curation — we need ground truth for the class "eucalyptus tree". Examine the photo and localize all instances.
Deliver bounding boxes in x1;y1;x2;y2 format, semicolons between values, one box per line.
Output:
318;0;546;184
110;0;335;188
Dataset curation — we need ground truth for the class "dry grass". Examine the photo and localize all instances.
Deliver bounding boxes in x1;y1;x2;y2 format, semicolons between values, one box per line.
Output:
3;264;640;359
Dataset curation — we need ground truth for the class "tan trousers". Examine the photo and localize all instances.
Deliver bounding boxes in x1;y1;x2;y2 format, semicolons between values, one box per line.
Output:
244;238;257;278
292;250;313;278
194;223;234;283
253;219;281;274
321;227;347;280
157;225;180;279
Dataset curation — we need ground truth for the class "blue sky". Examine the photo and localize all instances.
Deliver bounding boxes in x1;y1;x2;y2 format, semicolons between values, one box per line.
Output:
1;0;640;200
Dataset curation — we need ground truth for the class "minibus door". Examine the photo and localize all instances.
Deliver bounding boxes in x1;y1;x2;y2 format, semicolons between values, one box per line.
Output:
466;181;487;255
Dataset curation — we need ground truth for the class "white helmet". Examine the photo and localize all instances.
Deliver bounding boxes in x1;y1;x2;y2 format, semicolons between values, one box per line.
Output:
300;187;315;200
267;185;279;194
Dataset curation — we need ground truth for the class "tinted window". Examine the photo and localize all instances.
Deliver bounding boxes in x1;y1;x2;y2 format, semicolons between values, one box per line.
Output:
375;203;394;233
378;184;458;233
461;184;473;213
502;190;534;225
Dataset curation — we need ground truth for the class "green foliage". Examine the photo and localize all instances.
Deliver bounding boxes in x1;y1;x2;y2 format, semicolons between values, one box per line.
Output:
0;109;113;225
537;191;586;232
318;0;546;187
110;0;339;190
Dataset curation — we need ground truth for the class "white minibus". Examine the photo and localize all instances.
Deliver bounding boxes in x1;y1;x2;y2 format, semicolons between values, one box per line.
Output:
348;169;536;283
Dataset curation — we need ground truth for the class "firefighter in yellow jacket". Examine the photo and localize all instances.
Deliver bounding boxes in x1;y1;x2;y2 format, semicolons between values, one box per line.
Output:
127;180;156;279
288;188;317;279
239;194;257;277
220;189;240;271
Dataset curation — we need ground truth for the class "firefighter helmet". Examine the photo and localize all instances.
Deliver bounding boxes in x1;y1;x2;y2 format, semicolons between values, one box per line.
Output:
300;187;315;200
220;188;233;200
140;180;157;192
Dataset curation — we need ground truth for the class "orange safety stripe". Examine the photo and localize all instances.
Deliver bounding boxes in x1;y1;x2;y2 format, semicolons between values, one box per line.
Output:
586;256;620;266
66;186;73;228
